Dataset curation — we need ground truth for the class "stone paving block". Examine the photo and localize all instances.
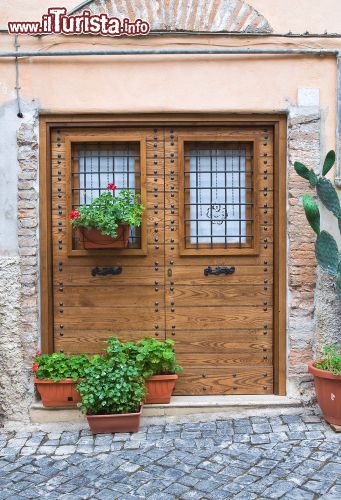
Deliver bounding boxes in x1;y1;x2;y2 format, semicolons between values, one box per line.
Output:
250;434;270;445
304;430;325;439
282;415;304;424
252;423;272;433
76;445;94;454
285;488;314;499
94;487;118;499
262;479;296;498
20;446;38;456
54;445;76;456
194;478;223;493
59;433;79;446
301;414;323;423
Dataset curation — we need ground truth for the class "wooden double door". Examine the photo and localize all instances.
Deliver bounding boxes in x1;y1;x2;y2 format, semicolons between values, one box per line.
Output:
51;123;275;395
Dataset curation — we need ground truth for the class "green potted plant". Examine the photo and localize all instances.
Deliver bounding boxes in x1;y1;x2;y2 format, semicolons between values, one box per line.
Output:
295;150;341;424
33;352;89;407
76;354;145;433
106;337;182;404
308;344;341;425
69;184;144;249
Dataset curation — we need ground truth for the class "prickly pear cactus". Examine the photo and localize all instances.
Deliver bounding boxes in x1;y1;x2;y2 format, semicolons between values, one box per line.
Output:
315;231;339;276
294;150;341;298
303;193;320;235
316;177;341;217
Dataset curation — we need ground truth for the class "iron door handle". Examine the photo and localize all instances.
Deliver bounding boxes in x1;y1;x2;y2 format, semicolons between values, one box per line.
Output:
91;266;122;277
204;266;235;276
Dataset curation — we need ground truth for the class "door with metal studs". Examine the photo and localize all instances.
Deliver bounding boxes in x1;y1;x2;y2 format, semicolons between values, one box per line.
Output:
51;124;274;395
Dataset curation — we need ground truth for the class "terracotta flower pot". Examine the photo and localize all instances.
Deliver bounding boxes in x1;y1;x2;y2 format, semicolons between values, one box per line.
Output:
145;374;178;404
78;224;130;249
308;362;341;425
86;408;142;434
35;378;81;407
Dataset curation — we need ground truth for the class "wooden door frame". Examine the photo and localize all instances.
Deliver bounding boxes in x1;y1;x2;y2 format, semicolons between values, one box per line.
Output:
40;113;287;395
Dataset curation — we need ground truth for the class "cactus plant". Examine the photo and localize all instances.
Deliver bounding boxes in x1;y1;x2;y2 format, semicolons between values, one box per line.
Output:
294;150;341;298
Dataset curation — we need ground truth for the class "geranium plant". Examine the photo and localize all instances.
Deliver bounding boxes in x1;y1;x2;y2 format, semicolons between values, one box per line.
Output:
69;185;144;238
76;354;145;415
33;352;90;382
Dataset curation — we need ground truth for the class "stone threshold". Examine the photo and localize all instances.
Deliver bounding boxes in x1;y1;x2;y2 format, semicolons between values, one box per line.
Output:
30;395;301;423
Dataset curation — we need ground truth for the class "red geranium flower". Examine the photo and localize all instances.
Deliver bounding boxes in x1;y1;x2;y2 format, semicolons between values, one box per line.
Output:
35;351;41;356
32;364;39;371
107;183;117;191
69;210;81;220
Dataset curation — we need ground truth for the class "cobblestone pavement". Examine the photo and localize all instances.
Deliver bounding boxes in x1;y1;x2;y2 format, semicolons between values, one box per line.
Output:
1;413;341;499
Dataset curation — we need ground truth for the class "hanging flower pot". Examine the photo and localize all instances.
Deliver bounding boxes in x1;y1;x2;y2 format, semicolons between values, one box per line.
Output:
69;185;144;250
145;374;178;404
78;224;130;249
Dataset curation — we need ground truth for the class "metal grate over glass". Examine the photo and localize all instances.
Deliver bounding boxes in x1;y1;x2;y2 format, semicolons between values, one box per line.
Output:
184;142;254;249
71;142;141;248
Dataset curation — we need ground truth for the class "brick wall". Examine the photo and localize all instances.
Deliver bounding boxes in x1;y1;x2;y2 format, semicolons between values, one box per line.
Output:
287;107;321;400
75;0;273;32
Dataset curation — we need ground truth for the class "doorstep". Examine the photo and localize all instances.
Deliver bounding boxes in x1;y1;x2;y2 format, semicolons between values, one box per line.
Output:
30;395;301;424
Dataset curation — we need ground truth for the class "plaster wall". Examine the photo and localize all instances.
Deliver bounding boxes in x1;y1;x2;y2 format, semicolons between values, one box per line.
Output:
0;101;19;254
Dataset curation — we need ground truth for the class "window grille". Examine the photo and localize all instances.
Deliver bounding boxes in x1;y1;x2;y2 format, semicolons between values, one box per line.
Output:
184;142;254;249
71;142;141;249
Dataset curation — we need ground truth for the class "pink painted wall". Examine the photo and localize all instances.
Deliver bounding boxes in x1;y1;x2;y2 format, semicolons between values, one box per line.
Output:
0;1;338;152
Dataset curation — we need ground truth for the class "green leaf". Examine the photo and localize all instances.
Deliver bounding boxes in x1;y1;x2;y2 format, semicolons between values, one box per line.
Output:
308;169;318;187
315;231;339;276
322;150;336;177
303;194;320;235
294;162;310;181
316;177;341;216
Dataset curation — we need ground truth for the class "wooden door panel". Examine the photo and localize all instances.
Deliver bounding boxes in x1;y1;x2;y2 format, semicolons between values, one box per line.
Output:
171;286;272;306
167;266;273;285
170;329;272;351
168;307;272;330
175;352;272;367
164;125;274;395
51;245;164;265
53;266;164;286
174;368;273;395
52;126;164;353
54;307;162;330
54;286;163;308
54;331;163;355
